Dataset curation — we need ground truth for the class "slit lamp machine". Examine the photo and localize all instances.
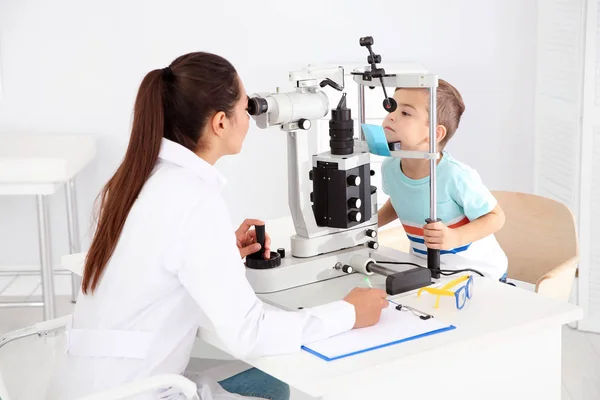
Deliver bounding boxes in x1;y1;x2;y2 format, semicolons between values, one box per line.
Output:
244;36;441;296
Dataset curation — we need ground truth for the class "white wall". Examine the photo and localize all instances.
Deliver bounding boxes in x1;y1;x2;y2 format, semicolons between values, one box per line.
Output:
0;0;536;269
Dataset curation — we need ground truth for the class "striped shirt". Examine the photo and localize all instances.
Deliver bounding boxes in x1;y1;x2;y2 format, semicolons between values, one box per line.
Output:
381;152;507;279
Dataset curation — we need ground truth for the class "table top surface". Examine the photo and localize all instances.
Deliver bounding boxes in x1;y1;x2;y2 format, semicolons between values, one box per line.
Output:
59;216;583;397
0;134;97;183
198;247;583;398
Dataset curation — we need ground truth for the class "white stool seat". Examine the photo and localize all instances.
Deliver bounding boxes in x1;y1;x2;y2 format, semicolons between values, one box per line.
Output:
0;134;97;320
0;135;96;189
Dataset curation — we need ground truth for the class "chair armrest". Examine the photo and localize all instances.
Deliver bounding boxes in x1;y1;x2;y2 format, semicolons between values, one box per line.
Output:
77;374;198;400
1;315;73;350
536;256;578;302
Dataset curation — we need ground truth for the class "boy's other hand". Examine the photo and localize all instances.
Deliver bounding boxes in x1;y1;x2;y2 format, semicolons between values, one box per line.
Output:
423;221;461;250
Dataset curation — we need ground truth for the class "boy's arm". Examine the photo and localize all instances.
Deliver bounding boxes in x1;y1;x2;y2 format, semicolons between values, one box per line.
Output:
424;165;505;251
377;199;398;228
424;204;505;250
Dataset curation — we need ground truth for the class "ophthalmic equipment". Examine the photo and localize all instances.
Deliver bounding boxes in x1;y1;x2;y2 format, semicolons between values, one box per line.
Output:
244;36;441;297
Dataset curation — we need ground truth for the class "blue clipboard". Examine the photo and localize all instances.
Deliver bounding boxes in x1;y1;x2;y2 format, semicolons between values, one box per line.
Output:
301;301;456;362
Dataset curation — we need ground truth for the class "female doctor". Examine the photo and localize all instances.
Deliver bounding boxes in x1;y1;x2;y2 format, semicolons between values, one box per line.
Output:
47;52;388;400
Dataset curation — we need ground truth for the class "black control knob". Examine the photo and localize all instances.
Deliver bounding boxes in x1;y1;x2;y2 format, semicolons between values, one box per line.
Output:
348;197;361;209
347;175;361;186
349;211;362;222
360;36;374;47
298;118;311;130
310;192;314;202
342;264;353;274
370;170;375;176
367;241;379;250
309;170;314;180
366;229;377;238
277;248;286;258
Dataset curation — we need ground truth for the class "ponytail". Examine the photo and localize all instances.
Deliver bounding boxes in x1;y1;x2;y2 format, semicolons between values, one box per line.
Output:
81;52;240;294
82;69;166;294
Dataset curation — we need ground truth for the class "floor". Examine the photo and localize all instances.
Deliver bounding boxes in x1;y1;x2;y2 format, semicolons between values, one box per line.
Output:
1;276;600;399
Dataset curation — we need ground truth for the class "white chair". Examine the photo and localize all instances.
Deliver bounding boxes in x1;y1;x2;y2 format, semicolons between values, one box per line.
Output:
0;134;96;320
0;316;200;400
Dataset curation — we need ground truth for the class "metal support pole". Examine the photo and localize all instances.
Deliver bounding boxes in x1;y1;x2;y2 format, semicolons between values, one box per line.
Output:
37;195;56;320
65;179;82;302
365;263;397;277
427;83;440;279
357;83;366;140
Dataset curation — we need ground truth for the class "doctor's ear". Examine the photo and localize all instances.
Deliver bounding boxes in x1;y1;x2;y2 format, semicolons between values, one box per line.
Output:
210;111;228;138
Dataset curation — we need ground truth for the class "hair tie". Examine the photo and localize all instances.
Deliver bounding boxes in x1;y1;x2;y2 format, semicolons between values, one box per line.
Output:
162;66;174;82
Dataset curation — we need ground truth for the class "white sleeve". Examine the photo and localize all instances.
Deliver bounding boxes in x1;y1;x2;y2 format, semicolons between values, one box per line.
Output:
175;194;356;359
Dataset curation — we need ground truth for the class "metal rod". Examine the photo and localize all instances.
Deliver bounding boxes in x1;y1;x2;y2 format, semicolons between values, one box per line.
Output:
65;179;82;302
36;195;56;320
0;270;71;277
0;302;44;308
357;82;366;140
427;81;441;279
429;84;438;220
366;263;397;277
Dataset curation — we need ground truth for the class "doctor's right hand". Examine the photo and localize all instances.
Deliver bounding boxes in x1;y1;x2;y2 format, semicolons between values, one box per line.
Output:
343;288;388;329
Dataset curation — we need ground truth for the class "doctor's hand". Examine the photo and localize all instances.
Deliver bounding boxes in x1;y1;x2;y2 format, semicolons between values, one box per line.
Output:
343;288;388;329
235;219;271;259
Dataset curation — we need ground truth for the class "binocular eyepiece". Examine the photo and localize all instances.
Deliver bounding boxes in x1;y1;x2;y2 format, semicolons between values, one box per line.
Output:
247;96;268;116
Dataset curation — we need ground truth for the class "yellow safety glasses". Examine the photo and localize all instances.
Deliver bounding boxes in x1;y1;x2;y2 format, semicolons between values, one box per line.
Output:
417;275;474;310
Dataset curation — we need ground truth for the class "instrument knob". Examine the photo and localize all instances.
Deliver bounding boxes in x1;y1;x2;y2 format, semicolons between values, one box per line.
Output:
349;211;362;222
366;229;377;238
347;175;361;186
348;197;362;209
367;241;379;250
298;118;312;130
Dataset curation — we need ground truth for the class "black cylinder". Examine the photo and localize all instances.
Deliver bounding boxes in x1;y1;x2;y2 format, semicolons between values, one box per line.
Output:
248;224;266;261
428;248;440;279
255;225;265;251
329;108;354;155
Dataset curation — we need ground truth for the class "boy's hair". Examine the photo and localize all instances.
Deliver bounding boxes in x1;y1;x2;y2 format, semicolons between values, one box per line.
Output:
434;79;465;147
396;79;465;148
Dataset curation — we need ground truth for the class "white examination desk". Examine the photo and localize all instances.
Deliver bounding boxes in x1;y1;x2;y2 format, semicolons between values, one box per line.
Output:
61;222;583;400
196;241;583;400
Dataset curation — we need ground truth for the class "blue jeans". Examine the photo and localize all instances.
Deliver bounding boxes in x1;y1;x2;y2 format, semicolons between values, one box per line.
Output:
218;367;290;400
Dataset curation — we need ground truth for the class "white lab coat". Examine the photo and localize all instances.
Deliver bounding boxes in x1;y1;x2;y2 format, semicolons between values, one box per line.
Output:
46;138;355;400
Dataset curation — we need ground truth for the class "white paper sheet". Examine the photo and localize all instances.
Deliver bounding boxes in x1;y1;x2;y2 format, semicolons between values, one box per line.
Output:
302;302;455;361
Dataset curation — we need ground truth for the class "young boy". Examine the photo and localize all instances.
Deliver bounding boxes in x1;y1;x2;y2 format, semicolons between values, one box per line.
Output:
378;79;508;280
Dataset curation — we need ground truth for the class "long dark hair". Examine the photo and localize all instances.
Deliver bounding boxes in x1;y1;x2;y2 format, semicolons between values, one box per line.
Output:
82;52;241;294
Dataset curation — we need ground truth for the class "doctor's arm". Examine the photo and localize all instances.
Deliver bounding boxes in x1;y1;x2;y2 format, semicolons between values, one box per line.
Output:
176;197;385;359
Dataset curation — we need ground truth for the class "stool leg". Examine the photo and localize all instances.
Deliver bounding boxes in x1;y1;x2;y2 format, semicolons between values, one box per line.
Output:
37;194;56;320
65;179;82;303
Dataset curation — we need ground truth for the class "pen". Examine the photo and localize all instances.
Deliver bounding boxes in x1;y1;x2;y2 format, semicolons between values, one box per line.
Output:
395;303;433;320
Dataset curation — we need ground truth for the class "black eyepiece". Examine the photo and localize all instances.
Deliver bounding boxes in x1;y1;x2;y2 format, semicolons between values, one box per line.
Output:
247;97;268;116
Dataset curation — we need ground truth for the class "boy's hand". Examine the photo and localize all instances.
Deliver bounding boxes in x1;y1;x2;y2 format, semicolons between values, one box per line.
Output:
423;221;461;250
